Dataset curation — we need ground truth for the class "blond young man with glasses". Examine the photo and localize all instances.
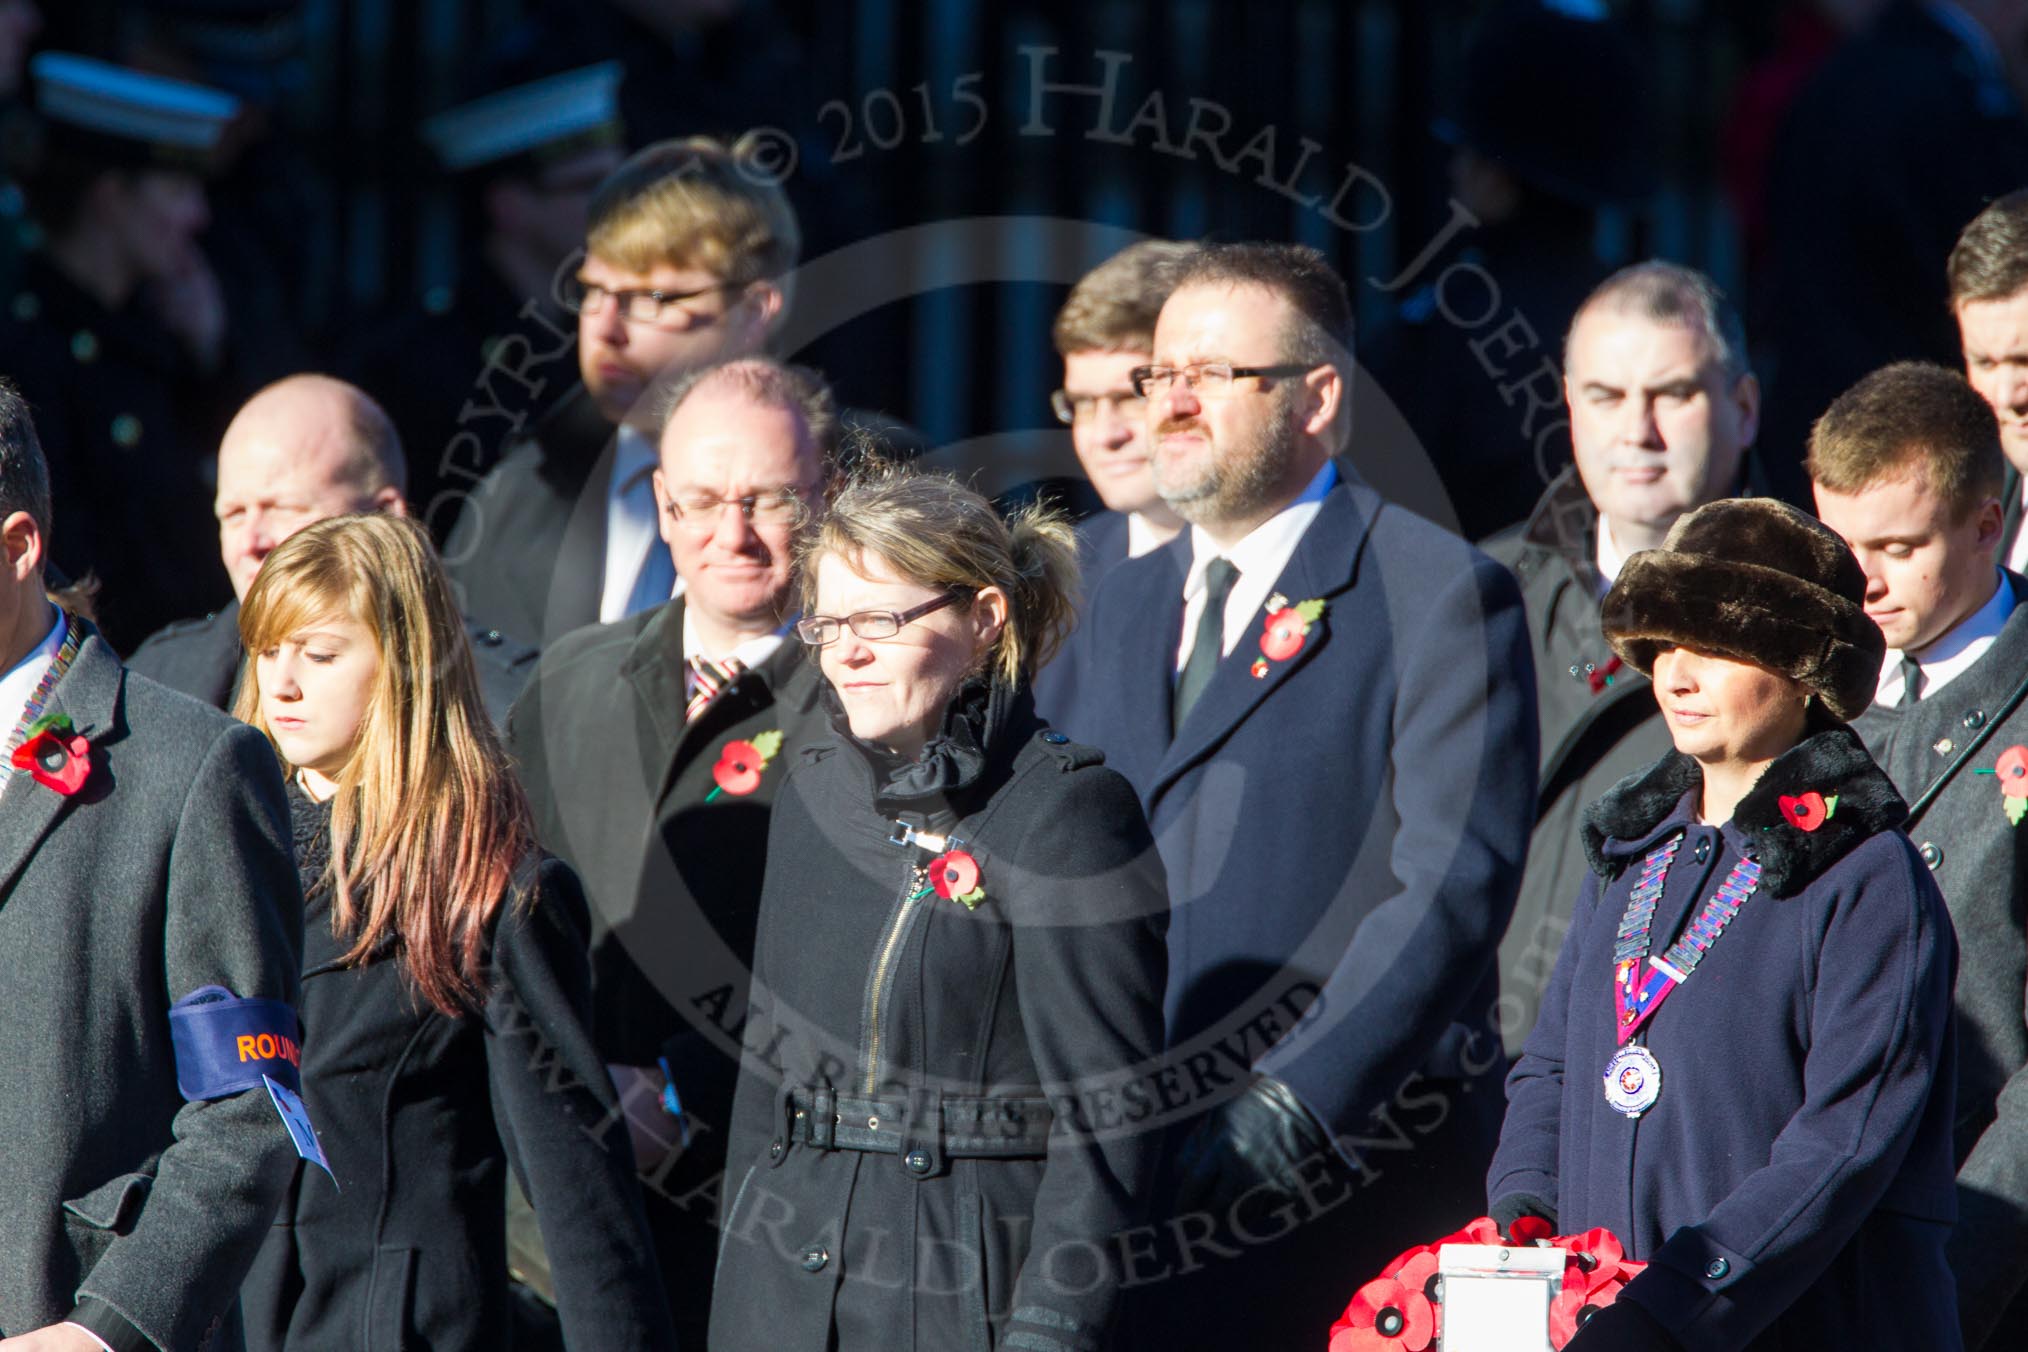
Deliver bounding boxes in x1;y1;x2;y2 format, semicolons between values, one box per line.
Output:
506;357;838;1350
445;135;798;650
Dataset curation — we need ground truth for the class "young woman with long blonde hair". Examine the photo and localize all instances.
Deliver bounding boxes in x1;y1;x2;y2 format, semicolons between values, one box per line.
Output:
230;513;677;1351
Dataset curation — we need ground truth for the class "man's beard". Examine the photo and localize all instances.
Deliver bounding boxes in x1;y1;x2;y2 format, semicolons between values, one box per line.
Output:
1154;392;1299;528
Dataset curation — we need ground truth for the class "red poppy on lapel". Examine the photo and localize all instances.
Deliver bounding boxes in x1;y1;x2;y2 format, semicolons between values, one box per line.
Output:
12;713;90;796
1777;791;1835;832
706;729;784;801
928;849;984;909
1258;596;1327;663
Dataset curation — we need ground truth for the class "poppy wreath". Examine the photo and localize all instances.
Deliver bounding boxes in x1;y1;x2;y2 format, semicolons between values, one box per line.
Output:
11;712;90;796
706;729;784;802
1330;1217;1645;1352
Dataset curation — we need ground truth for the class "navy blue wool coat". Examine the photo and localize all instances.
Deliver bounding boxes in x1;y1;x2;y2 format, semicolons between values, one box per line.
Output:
1490;726;1962;1351
1042;470;1536;1344
1047;471;1535;1152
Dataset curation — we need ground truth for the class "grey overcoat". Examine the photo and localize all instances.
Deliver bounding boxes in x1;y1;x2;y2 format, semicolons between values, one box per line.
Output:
0;623;305;1350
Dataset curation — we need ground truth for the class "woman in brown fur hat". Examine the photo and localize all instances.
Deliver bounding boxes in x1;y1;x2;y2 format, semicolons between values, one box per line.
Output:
1486;498;1962;1351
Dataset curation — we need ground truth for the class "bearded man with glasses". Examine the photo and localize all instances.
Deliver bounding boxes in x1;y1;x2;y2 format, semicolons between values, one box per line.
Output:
505;356;838;1349
1048;241;1537;1350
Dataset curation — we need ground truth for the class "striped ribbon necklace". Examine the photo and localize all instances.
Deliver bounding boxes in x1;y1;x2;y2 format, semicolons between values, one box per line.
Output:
1613;832;1763;1045
3;611;80;774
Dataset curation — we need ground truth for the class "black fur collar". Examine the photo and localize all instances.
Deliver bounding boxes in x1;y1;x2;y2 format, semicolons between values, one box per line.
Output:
1582;724;1906;898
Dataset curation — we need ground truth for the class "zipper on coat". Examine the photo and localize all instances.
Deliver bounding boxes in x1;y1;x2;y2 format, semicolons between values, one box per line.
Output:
860;852;934;1096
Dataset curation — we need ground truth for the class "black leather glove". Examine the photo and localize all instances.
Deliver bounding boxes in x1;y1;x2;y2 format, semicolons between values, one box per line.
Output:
1169;1074;1335;1220
1489;1191;1556;1241
1563;1295;1684;1352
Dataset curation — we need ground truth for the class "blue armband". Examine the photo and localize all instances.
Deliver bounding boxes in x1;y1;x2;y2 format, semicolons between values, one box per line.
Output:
167;985;303;1100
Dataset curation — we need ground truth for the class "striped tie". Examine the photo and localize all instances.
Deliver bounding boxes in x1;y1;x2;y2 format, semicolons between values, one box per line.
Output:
685;655;747;724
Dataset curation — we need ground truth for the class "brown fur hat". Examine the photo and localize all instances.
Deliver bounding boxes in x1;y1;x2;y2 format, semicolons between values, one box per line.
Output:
1601;498;1884;722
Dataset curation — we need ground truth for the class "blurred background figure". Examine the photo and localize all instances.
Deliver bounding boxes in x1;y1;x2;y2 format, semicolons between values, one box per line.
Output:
1370;0;1654;542
1760;0;2028;502
343;56;626;529
0;49;244;645
1948;189;2028;567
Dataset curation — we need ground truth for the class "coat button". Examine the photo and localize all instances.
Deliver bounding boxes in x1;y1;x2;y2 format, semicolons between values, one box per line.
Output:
1692;836;1711;864
1704;1257;1729;1280
800;1245;829;1272
1041;730;1068;744
479;629;503;646
769;1137;784;1160
905;1149;932;1174
1920;842;1942;870
1965;710;1987;730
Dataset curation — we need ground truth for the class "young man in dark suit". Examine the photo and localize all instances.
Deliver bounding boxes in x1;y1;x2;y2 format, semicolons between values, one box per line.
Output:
0;383;305;1351
506;356;835;1349
1048;242;1537;1347
443;136;796;650
125;375;535;724
1813;362;2028;1351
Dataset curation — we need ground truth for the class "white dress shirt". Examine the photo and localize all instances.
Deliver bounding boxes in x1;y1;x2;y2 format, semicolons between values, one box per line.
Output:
1175;461;1339;669
0;603;64;736
1594;516;1632;594
1875;569;2016;707
599;424;675;624
1126;511;1176;560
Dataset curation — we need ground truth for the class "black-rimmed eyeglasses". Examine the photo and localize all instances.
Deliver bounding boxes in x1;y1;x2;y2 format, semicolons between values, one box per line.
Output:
796;592;964;647
1128;362;1316;398
557;274;742;325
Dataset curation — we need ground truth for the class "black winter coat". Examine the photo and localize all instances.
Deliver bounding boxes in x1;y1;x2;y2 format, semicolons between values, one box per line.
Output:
713;681;1169;1352
242;783;677;1351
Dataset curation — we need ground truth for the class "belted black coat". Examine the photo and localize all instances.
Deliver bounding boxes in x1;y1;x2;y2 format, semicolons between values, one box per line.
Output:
241;784;677;1351
712;681;1169;1352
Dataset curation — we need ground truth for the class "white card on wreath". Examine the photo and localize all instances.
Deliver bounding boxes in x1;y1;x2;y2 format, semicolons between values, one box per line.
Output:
1436;1243;1563;1352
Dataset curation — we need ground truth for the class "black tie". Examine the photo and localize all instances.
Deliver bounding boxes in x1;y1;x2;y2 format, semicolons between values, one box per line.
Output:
1174;558;1240;731
1901;655;1924;707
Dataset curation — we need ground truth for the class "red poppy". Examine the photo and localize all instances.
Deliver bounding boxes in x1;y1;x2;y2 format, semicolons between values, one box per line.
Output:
1587;656;1623;694
1549;1270;1635;1348
1329;1275;1435;1352
12;726;90;796
711;740;766;796
1260;608;1309;662
1998;746;2028;798
928;849;980;901
1778;791;1827;832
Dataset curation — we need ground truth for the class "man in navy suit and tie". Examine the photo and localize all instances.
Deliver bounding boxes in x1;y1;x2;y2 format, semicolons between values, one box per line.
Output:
1049;242;1537;1346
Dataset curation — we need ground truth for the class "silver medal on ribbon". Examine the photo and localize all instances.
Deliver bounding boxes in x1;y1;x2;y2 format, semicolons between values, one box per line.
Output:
1603;1043;1662;1118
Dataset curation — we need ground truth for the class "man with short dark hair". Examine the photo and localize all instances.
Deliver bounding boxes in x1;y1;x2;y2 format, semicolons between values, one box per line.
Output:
0;381;306;1352
1812;361;2028;1351
1486;260;1762;1054
126;374;535;722
507;356;836;1350
1049;241;1536;1348
1950;189;2028;570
